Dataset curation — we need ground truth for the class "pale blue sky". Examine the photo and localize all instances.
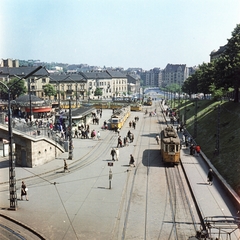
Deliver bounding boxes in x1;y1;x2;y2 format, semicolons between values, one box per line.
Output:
0;0;239;70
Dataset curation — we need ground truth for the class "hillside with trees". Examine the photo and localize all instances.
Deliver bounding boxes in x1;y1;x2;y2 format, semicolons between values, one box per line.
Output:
182;24;240;102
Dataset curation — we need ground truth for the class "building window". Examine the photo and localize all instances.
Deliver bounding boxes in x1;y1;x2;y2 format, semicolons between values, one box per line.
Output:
42;78;46;83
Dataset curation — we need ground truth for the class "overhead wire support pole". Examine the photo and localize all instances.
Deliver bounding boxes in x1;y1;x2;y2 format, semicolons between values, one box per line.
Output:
184;94;187;125
194;97;198;139
75;83;78;108
49;75;69;110
215;104;220;155
0;66;44;211
68;76;78;108
68;99;73;160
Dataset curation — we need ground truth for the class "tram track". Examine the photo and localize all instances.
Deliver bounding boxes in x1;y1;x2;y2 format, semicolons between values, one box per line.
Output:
159;101;202;239
0;129;119;191
117;101;201;240
119;103;159;240
0;214;46;240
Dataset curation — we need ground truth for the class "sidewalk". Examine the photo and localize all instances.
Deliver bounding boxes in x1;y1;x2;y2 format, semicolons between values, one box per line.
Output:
0;109;115;185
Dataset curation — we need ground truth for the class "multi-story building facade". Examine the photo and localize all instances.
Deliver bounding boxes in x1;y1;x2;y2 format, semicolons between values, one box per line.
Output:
139;68;162;87
49;74;86;102
0;63;142;101
0;66;49;99
161;64;189;87
107;70;128;98
0;58;19;67
80;71;112;99
126;73;141;94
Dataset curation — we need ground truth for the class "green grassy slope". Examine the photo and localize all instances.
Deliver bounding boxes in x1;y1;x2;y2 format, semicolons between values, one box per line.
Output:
177;99;240;196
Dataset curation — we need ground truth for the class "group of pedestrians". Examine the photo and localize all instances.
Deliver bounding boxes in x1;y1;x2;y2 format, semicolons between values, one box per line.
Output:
110;148;135;167
109;117;138;167
128;118;138;130
190;144;201;156
183;135;214;185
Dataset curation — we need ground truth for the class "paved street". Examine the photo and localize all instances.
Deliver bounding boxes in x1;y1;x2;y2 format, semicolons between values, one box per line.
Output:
0;103;239;240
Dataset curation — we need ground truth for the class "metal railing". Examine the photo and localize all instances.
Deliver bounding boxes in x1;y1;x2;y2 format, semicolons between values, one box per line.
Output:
0;117;65;148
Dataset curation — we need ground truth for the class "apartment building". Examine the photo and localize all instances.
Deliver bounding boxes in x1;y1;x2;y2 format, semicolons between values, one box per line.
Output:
139;68;162;87
161;64;189;87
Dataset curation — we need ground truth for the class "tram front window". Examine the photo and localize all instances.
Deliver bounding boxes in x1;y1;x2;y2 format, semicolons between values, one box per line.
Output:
169;145;175;152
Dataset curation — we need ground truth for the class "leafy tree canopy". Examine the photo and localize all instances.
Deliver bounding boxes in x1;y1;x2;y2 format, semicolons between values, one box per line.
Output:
94;88;103;96
43;84;57;98
0;78;27;100
182;24;240;102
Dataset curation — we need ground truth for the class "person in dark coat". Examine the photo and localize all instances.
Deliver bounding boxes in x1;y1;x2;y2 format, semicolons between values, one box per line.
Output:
117;136;122;148
64;159;70;172
190;144;195;155
207;169;213;185
21;181;28;201
110;148;116;161
129;154;135;167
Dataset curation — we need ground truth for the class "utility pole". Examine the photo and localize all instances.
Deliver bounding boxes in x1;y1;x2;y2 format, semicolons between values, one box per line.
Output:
184;94;187;125
215;104;220;155
68;99;73;160
1;66;45;211
193;98;198;139
28;79;33;122
75;83;78;108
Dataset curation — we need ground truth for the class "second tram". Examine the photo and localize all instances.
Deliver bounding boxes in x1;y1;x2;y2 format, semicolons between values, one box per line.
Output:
110;105;131;130
160;126;180;165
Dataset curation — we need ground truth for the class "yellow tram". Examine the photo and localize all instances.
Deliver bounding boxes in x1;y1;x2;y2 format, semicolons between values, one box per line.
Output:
144;97;152;106
130;103;142;111
160;126;180;165
110;105;131;130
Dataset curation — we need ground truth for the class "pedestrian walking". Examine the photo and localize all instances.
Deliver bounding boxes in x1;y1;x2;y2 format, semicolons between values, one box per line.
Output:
110;148;116;161
115;148;119;161
129;154;135;167
190;144;195;155
97;131;100;140
207;169;213;185
21;181;28;201
123;136;128;146
64;159;70;172
117;136;123;148
195;145;201;156
156;134;160;144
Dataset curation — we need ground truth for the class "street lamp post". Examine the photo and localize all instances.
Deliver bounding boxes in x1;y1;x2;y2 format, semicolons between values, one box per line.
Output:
49;76;70;110
75;83;78;108
68;99;73;160
28;79;33;122
80;83;85;100
0;66;44;210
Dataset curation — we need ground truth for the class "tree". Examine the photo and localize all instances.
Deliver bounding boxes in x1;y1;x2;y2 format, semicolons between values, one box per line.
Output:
94;88;102;96
215;24;240;102
43;84;57;99
0;78;27;100
182;75;198;96
197;62;215;97
166;83;181;93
